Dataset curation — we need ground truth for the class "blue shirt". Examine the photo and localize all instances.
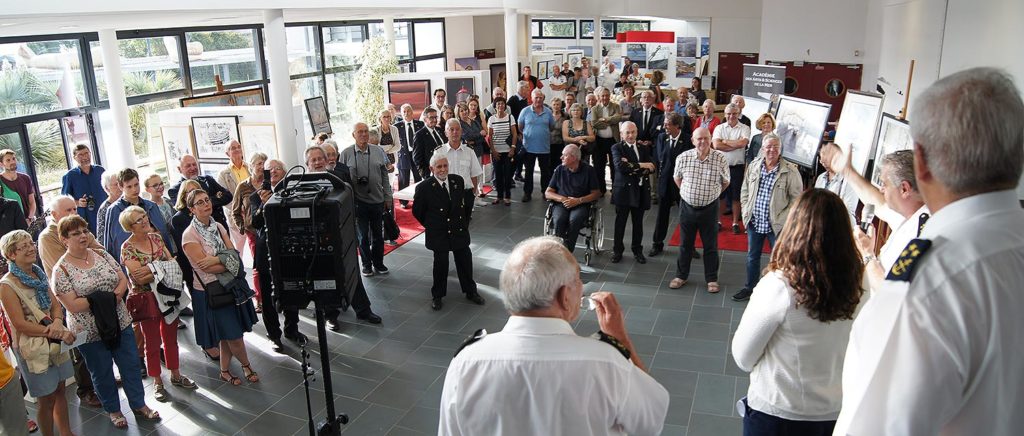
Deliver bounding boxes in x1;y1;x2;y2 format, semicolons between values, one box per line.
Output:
548;163;600;198
102;197;174;262
518;106;555;154
61;165;107;234
751;162;779;234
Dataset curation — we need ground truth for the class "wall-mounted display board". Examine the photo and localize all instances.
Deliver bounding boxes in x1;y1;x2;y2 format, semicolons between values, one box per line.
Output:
833;90;885;176
870;113;912;187
775;96;832;168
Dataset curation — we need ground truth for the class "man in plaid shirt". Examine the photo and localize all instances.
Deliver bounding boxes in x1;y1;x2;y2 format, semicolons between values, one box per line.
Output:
669;127;730;294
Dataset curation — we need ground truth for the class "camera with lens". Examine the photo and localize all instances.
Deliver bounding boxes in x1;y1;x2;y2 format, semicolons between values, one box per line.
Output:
355;176;369;185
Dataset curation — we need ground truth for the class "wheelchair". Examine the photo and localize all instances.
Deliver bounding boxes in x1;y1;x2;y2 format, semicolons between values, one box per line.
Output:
543;201;605;265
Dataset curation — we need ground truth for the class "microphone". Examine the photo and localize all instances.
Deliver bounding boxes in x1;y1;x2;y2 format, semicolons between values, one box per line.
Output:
860;204;875;232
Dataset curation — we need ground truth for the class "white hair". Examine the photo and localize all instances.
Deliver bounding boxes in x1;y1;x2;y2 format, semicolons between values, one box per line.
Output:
910;67;1024;194
47;194;74;214
103;170;120;189
562;143;581;159
594;86;609;96
429;151;448;167
500;236;578;313
445;118;461;130
517;80;530;90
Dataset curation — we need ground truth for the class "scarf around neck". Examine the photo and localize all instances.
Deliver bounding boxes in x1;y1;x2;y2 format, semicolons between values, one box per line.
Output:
8;262;51;311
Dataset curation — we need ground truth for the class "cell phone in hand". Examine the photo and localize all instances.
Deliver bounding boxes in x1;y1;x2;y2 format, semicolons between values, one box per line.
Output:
262;169;271;190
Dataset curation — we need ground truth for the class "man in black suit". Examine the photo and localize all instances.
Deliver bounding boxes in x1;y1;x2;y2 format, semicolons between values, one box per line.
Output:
412;107;447;180
395;104;425;208
304;145;383;330
412;152;484;311
168;154;233;230
610;121;655;264
649;113;695;257
629;90;664;204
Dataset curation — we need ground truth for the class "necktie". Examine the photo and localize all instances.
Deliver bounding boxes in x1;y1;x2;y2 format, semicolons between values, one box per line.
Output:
432;129;442;146
643;109;649;131
406;123;413;145
917;212;930;236
442;180;450;199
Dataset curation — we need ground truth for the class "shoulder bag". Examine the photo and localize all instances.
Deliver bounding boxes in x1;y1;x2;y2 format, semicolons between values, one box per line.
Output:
193;271;234;310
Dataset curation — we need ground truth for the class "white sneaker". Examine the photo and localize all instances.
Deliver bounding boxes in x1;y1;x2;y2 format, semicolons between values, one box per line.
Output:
475;198;489;207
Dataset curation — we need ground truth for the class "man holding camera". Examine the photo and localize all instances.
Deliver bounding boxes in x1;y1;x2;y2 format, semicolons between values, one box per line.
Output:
339;123;394;277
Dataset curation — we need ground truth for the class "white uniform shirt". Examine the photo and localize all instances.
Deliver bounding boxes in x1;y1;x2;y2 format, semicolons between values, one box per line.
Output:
442;143;482;189
875;204;930;270
732;271;852;421
439;316;669;436
835;190;1024;436
711;121;751;166
548;75;567;101
815;172;860;225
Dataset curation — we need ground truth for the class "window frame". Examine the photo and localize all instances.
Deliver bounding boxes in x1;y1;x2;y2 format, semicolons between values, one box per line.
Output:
532;19;578;40
579;20;652;40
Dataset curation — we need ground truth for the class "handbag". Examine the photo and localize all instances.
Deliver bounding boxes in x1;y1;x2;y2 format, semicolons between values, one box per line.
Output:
194;272;234;310
384;208;400;241
126;291;160;322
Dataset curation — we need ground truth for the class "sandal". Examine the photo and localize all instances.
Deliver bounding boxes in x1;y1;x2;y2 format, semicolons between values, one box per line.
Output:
153;384;169;402
491;198;501;205
708;282;721;294
241;364;260;383
108;412;128;429
171;375;198;390
255;304;263;314
504;199;511;206
27;418;38;433
203;349;220;361
219;370;241;386
132;407;161;421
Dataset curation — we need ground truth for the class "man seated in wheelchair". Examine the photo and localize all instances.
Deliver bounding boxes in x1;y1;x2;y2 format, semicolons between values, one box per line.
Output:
544;144;602;252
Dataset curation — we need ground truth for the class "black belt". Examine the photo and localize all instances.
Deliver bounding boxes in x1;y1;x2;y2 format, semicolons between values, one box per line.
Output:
683;199;715;211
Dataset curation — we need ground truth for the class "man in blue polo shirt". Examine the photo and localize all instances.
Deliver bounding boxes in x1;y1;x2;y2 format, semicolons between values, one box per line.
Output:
102;168;174;261
545;144;601;252
61;144;107;234
518;88;556;202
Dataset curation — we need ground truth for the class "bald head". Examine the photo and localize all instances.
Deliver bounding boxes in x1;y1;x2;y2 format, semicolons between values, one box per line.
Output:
178;155;199;179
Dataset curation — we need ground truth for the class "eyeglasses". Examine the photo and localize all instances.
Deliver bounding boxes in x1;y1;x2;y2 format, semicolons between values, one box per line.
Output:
132;216;149;226
66;230;87;238
147;182;164;189
190;198;212;207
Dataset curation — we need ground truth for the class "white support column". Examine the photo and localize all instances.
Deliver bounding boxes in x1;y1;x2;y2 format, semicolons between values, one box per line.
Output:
504;8;519;83
383;17;396;58
263;9;300;168
97;29;135;170
593;16;602;64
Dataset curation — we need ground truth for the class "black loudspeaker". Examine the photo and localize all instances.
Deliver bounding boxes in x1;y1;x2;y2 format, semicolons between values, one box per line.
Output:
264;172;358;311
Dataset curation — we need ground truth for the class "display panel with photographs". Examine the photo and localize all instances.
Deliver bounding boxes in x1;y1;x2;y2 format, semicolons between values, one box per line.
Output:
239;123;279;160
870;113;913;187
445;77;475;106
488;64;508;95
190;116;239;161
774;96;832;168
303;96;332;135
161;125;195;182
387;80;431;119
568;52;583;69
834;90;884;175
536;60;550;80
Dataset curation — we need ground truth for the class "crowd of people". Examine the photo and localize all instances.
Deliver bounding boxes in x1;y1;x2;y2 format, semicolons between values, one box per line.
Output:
0;57;1021;436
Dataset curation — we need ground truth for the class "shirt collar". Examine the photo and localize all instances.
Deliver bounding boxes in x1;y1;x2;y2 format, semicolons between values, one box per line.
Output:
502;316;576;336
920;190;1018;239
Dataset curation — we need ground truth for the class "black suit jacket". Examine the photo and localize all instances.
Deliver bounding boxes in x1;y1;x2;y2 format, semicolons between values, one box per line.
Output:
610;141;653;210
412;174;470;252
412;126;447;178
629;106;664;143
652;131;694;199
394;119;424;169
167;175;232;230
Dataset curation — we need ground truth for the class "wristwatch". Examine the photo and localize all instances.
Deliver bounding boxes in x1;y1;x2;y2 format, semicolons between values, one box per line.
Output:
862;254;877;265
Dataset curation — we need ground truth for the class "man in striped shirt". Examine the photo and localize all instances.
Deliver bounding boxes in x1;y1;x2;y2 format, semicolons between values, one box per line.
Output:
669;127;730;293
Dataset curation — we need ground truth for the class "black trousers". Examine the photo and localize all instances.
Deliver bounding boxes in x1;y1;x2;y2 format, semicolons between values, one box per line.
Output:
742;398;835;436
325;281;373;320
651;185;680;248
431;246;477;299
462;189;474;221
592;137;617;192
613;205;646;255
521;152;552;197
676;200;720;281
355;201;386;268
552;203;590;252
257;265;299;338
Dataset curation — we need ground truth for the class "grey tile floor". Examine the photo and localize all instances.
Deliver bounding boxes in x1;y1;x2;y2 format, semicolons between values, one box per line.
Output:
43;183;762;436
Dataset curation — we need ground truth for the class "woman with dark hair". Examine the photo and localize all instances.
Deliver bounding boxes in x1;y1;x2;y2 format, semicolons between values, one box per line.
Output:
731;188;864;435
690;77;707;104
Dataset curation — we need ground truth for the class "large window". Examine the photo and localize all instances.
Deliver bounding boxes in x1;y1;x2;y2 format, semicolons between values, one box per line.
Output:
0;39;88;120
580;20;651;39
531;20;578;39
185;29;261;90
90;37;185;101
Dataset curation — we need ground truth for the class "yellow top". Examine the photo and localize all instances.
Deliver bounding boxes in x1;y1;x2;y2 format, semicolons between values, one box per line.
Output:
230;164;250;185
0;351;13;388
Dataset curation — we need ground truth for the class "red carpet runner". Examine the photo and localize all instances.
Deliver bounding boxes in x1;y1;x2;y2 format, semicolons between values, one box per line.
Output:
667;213;770;253
383;186;492;256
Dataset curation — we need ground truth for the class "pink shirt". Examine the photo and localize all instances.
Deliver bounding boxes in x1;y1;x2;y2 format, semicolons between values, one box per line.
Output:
181;221;230;289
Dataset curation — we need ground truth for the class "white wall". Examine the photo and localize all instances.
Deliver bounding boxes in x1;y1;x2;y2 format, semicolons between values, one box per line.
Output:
473;15;506;58
707;17;761;77
445;16;476;71
759;0;868;64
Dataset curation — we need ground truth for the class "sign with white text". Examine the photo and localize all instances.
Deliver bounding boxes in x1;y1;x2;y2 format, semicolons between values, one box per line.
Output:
742;64;786;100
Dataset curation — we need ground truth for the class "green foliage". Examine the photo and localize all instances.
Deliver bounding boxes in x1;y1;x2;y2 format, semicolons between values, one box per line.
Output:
351;38;399;127
187;31;253;51
118;38;169;59
0;68;60;118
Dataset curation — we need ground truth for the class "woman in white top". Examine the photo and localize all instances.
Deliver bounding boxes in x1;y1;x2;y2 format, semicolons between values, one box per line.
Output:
486;97;518;206
732;188;864;435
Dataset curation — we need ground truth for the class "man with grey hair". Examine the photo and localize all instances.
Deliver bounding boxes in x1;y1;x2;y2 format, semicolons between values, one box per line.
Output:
413;152;483;310
517;88;556;202
545;144;601;252
339;122;394;277
590;86;624;193
712;102;751;233
439;236;668;435
441;119;483;220
730;94;751;127
94;170;122;249
483;86;507;120
835;67;1024;435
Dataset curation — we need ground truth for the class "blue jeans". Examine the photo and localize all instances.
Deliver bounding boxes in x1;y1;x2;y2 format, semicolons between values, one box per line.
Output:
551;203;590;252
77;327;146;413
745;229;777;289
355;201;386;268
742;398;835;436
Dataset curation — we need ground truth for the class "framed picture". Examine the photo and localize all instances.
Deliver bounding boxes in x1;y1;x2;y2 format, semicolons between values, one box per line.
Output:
700;37;711;57
160;125;195;182
190;116;239;161
303;96;332;135
676;37;697;58
198;160;229;179
536;60;549;80
239;123;279;160
626;44;647;68
553;54;564;65
834;90;884;175
488;64;508;95
675;57;697;79
774;96;832;168
567;52;583;69
870;113;912;187
180;88;265;107
742;96;772;124
387;80;431;119
454;57;480;71
648;45;669;70
445;77;475;106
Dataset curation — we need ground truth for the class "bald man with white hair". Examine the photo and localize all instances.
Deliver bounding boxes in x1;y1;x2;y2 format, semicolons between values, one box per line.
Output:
517;88;557;202
439;236;668;436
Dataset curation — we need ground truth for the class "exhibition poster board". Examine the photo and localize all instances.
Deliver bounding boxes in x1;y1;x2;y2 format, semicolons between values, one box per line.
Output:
870;113;912;187
742;64;786;100
775;96;832;168
834;90;885;176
